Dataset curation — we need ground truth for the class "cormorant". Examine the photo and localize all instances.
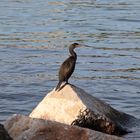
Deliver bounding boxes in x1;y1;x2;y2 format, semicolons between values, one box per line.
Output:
55;43;82;91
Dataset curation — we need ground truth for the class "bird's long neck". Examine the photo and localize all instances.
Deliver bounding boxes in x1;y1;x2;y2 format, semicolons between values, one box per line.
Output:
69;47;77;59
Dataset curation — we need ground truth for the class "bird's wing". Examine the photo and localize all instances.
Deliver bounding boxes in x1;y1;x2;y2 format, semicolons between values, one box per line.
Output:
59;56;75;81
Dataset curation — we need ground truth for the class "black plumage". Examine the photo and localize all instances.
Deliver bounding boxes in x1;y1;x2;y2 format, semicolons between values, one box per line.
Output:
55;43;81;91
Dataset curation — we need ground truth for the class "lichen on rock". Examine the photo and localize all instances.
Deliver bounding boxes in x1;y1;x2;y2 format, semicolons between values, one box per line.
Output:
71;108;128;136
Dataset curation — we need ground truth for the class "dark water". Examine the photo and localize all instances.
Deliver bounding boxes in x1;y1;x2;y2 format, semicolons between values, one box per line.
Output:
0;0;140;138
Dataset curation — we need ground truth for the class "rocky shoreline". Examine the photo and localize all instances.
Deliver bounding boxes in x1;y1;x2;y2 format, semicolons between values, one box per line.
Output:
1;84;138;140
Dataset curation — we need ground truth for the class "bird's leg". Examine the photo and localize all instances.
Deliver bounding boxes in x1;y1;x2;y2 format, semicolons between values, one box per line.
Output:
57;82;67;91
66;81;74;87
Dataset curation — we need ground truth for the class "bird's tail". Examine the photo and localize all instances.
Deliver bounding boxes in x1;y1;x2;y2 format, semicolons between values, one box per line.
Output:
55;81;62;91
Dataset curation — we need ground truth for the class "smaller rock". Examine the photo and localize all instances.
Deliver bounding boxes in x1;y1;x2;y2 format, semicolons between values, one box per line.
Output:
4;114;122;140
0;123;13;140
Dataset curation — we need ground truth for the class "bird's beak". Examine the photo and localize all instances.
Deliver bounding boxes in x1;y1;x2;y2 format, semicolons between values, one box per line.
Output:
78;44;90;48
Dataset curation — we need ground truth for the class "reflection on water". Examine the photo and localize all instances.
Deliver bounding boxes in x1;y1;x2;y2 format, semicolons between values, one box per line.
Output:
0;0;140;136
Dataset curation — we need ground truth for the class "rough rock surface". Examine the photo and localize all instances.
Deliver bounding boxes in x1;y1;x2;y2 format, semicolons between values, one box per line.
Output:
30;84;136;136
4;114;122;140
0;123;13;140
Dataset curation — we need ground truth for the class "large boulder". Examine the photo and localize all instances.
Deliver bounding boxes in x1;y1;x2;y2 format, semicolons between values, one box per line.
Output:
4;114;122;140
30;84;136;136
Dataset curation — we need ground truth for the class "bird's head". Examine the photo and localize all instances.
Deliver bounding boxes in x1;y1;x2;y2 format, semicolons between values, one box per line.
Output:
69;43;90;57
70;43;81;49
69;43;89;50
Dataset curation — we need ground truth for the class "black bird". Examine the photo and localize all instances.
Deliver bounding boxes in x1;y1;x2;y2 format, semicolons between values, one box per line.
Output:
55;43;82;91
